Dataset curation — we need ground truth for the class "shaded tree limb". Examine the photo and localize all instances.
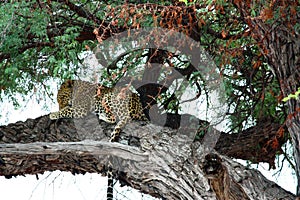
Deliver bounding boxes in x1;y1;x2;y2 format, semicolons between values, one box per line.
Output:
0;113;286;168
0;114;294;199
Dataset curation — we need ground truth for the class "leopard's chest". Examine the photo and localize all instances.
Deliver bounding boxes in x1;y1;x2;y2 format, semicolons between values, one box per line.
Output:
93;92;131;123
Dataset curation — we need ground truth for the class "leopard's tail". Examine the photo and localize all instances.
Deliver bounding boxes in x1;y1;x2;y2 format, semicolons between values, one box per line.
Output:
107;166;114;200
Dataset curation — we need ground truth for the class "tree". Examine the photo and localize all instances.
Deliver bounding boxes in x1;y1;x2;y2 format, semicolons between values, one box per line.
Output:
0;0;299;199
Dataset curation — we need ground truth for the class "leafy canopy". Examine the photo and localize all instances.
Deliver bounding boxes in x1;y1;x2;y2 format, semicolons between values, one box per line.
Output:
0;0;292;132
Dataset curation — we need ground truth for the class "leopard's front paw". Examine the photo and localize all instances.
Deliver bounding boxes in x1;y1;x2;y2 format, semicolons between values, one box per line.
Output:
49;112;60;120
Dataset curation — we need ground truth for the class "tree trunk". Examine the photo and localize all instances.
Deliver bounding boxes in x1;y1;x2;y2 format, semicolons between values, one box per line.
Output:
234;6;300;197
0;115;295;199
232;1;300;195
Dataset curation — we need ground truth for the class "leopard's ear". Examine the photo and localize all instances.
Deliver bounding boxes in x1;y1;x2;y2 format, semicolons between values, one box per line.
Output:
65;79;74;88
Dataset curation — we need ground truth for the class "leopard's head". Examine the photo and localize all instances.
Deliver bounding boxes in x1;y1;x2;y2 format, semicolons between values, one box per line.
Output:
57;79;74;109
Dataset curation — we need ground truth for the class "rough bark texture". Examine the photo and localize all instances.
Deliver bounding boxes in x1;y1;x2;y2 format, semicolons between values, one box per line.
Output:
0;113;285;166
0;115;295;199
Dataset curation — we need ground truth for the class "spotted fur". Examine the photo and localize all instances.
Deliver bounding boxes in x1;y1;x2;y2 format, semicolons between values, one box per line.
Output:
50;79;146;141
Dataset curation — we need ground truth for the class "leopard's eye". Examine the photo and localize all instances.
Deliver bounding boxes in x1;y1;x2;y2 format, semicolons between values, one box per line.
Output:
68;100;72;106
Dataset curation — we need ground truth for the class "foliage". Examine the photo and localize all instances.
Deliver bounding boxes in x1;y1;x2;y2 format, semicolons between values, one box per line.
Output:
0;1;93;102
0;0;291;126
282;88;300;102
0;0;297;164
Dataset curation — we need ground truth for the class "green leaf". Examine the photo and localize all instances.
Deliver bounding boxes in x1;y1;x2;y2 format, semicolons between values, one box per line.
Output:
282;88;300;102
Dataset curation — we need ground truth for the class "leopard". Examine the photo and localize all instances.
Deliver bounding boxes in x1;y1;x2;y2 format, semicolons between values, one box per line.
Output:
49;79;147;141
49;79;147;200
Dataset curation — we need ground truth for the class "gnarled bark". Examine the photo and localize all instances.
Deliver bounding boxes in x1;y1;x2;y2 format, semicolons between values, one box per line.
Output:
0;115;295;199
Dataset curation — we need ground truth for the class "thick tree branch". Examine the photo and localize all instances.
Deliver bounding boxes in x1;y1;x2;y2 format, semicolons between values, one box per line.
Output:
0;114;294;199
0;42;54;61
55;0;102;24
0;116;295;199
0;113;286;167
